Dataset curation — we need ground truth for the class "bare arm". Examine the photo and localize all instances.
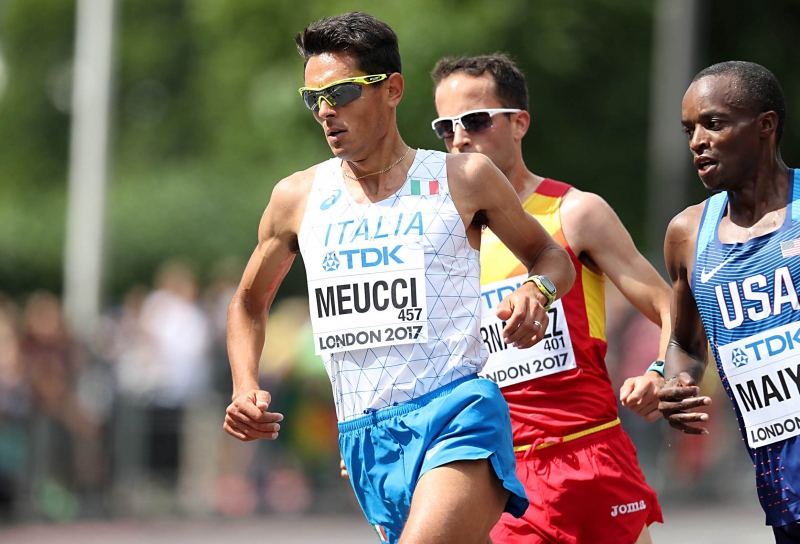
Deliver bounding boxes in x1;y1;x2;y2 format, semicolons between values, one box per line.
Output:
448;153;576;348
561;190;672;420
223;170;312;442
658;206;713;435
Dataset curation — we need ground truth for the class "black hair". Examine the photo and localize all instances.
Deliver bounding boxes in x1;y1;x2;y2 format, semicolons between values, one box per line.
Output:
692;61;787;144
295;12;401;75
431;53;528;111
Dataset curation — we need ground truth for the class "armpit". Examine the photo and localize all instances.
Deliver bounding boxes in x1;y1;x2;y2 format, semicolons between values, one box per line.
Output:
472;209;488;228
289;235;300;254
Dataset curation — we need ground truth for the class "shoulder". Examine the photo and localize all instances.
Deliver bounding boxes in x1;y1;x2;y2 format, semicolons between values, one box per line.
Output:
664;202;706;276
665;202;705;246
446;152;498;180
557;187;638;259
270;164;318;208
258;164;319;238
559;187;617;227
445;153;504;200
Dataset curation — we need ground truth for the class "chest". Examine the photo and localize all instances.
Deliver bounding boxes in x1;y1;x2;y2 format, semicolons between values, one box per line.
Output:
693;231;800;334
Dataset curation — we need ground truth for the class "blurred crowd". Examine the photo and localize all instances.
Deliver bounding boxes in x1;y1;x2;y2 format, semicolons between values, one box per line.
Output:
0;260;344;524
0;266;757;524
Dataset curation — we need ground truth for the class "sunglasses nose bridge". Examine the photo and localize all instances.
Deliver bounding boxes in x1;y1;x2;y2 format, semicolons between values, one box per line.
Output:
317;94;337;114
452;119;472;141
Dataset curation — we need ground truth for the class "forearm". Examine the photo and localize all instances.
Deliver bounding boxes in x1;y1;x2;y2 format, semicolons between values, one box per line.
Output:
227;294;267;398
664;340;707;384
526;244;575;301
657;308;671;361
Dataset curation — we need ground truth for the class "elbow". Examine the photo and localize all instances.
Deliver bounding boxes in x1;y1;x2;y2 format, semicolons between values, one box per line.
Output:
559;245;576;295
659;308;672;330
228;288;264;323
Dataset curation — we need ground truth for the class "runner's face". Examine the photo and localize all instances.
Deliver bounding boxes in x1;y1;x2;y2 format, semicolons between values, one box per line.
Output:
434;73;523;177
304;53;390;161
681;75;763;192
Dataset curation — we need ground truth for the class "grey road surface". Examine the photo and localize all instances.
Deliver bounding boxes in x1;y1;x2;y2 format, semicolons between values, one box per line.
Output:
0;503;776;543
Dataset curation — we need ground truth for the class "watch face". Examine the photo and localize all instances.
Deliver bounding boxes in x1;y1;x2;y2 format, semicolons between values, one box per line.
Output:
539;276;556;295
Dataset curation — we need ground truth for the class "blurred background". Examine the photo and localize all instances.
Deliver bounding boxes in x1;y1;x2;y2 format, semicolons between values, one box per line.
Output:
0;0;799;541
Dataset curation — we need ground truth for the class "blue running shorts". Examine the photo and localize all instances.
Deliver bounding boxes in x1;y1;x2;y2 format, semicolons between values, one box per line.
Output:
339;374;529;543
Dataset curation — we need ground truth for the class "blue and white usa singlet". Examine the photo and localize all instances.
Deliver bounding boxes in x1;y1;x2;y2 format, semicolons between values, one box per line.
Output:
693;169;800;526
298;150;486;422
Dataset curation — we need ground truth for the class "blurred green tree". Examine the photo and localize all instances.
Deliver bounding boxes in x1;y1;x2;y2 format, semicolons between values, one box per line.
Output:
0;0;798;302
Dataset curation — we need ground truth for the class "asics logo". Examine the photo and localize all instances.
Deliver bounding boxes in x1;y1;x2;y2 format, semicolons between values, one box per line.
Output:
425;441;446;461
700;257;733;283
320;189;342;210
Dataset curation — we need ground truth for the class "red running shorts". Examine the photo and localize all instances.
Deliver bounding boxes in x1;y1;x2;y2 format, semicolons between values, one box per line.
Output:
491;423;663;544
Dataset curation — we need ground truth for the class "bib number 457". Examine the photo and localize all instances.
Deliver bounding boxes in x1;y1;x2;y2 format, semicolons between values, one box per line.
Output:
398;307;423;321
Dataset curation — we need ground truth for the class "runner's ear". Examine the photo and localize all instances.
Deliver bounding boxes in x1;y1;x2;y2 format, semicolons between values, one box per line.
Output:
511;110;530;141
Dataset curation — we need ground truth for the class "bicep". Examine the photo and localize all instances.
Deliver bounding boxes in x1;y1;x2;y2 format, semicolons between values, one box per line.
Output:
575;200;671;323
669;271;707;359
478;169;560;268
238;235;296;315
235;185;303;315
664;215;707;358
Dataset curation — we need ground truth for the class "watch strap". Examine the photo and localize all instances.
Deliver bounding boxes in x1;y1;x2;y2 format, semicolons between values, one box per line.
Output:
523;275;555;311
646;359;665;378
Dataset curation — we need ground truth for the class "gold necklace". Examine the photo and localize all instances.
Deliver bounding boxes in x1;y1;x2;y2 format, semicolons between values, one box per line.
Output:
342;147;411;181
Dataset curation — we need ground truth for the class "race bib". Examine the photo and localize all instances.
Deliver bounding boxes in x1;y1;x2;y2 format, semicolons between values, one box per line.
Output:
305;237;428;355
719;321;800;448
478;275;576;388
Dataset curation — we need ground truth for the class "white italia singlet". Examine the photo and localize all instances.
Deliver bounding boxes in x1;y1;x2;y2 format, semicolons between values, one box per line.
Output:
298;149;486;421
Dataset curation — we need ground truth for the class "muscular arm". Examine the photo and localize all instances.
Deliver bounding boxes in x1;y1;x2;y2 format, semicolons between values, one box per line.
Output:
658;206;713;434
223;170;312;442
563;191;672;355
448;153;576;348
560;190;672;420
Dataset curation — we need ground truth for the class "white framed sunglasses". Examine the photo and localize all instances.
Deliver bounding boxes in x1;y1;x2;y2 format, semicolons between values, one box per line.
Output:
431;108;521;139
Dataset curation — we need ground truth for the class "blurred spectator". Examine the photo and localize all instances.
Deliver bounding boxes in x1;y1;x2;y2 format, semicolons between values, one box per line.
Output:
0;295;28;521
112;285;157;401
203;257;243;396
137;262;211;499
140;262;211;410
20;291;105;520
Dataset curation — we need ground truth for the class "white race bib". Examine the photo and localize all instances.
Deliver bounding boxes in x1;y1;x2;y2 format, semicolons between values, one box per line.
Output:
305;237;428;355
719;321;800;448
478;275;576;387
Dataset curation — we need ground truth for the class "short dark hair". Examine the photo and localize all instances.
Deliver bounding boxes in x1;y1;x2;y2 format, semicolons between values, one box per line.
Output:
431;54;528;111
692;61;787;144
295;12;401;75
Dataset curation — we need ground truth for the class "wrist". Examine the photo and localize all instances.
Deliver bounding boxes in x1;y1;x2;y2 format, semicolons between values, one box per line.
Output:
523;275;556;311
646;370;666;386
645;359;665;378
232;380;260;400
523;282;549;309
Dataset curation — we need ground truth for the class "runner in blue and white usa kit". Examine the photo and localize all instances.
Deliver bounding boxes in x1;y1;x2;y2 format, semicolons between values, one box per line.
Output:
223;12;575;544
660;61;800;542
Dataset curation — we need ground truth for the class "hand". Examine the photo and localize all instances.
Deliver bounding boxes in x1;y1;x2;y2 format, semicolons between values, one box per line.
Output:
620;371;664;422
340;454;349;479
658;372;712;435
223;389;284;442
496;283;549;349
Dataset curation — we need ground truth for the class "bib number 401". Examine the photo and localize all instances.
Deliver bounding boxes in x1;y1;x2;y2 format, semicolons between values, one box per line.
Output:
398;307;423;322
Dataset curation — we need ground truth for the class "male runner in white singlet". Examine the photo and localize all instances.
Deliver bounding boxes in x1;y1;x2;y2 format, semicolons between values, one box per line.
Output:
222;13;575;544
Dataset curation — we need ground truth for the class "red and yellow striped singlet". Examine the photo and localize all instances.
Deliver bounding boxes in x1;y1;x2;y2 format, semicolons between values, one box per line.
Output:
480;179;617;447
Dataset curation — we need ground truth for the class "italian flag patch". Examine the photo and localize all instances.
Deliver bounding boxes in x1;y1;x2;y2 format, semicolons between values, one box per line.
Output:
410;179;439;196
372;524;389;543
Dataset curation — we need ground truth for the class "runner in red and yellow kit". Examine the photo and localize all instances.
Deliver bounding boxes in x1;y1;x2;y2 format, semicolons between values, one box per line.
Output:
432;54;670;544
